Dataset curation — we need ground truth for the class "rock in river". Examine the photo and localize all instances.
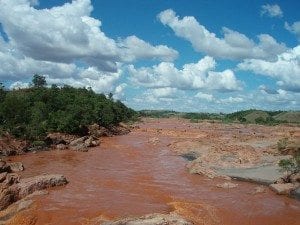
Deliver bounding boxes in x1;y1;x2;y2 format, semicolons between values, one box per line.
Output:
0;174;68;210
102;213;192;225
269;183;298;195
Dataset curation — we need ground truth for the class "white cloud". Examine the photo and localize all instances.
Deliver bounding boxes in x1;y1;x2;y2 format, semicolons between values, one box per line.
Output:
133;87;183;107
129;56;242;92
194;92;244;104
0;0;179;95
46;68;122;93
0;0;177;74
119;36;178;62
285;21;300;40
152;87;180;99
113;83;127;100
195;92;214;102
238;45;300;92
28;0;39;6
157;9;286;61
218;97;244;104
261;4;283;18
10;81;30;89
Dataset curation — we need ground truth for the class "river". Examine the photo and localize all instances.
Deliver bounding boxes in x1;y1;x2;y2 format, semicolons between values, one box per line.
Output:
8;118;300;225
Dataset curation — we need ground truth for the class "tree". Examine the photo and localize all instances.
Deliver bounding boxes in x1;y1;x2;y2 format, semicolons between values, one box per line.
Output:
32;74;46;87
0;82;6;102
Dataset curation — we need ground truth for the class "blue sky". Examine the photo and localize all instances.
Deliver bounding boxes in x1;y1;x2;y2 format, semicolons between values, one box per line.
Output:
0;0;299;112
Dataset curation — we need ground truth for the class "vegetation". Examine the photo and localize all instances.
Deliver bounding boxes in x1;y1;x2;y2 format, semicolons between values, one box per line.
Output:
279;156;300;174
277;138;289;152
139;110;182;118
0;75;136;141
277;137;300;175
139;109;299;125
224;109;299;125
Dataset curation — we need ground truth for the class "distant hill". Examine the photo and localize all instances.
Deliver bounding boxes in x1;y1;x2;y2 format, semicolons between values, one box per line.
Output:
244;110;270;123
273;111;300;123
225;109;299;124
139;109;300;125
139;110;183;118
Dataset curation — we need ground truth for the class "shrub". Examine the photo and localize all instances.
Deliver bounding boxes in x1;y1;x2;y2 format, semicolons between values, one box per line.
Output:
277;138;288;152
279;155;300;174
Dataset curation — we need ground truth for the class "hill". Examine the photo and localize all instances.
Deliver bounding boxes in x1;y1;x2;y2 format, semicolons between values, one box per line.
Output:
273;111;300;123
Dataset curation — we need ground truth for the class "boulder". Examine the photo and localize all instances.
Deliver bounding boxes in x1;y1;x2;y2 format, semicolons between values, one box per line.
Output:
8;162;24;172
102;213;192;225
0;161;10;173
0;172;7;183
4;173;20;185
269;183;298;195
69;136;87;147
56;143;68;150
45;133;77;145
0;188;16;210
252;186;267;194
84;136;99;147
0;174;67;210
291;187;300;199
0;134;29;156
216;182;238;189
69;136;99;151
69;143;88;152
187;163;232;180
88;124;111;138
1;149;17;156
16;174;68;199
290;173;300;183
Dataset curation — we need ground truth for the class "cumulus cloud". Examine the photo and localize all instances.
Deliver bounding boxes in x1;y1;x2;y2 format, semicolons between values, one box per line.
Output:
157;9;286;61
238;45;300;92
0;0;177;73
10;81;30;89
285;21;300;40
129;56;243;92
195;92;214;102
195;92;244;104
261;4;283;18
0;0;179;95
113;83;127;100
119;36;178;62
133;87;183;107
151;87;180;99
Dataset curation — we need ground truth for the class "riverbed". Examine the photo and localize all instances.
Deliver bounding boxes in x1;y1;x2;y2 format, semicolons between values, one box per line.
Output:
7;118;300;225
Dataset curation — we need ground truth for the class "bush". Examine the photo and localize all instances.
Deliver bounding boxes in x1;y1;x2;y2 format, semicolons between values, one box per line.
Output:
279;155;300;174
277;138;288;152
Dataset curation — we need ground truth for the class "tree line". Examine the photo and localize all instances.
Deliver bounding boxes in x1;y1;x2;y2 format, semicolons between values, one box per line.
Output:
0;75;136;141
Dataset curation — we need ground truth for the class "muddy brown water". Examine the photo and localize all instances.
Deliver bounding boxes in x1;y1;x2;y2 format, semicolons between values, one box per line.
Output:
8;119;300;225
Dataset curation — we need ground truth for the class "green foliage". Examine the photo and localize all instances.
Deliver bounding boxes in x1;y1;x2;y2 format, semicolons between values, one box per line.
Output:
278;138;300;174
225;109;299;125
139;109;299;125
183;112;223;121
279;159;296;173
279;156;300;174
32;74;47;87
139;110;180;118
0;80;136;141
0;82;6;102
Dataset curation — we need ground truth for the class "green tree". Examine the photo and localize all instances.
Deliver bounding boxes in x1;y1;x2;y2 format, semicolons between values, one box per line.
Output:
0;82;6;102
32;74;47;87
